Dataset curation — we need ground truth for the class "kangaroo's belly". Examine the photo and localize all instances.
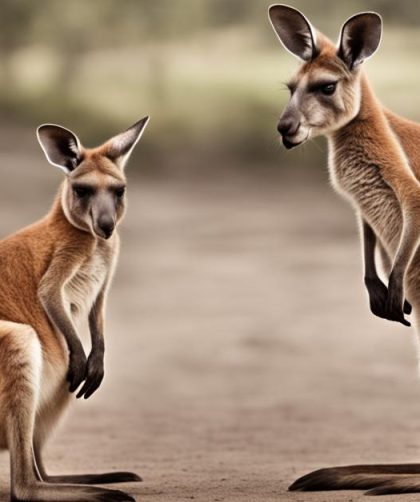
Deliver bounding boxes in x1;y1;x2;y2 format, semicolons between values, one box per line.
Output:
39;348;68;401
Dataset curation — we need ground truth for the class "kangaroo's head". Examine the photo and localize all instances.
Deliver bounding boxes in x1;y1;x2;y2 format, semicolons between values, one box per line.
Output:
268;5;382;148
37;117;149;240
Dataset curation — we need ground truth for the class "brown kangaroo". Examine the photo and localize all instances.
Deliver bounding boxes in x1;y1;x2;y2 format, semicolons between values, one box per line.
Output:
0;117;148;501
269;4;420;496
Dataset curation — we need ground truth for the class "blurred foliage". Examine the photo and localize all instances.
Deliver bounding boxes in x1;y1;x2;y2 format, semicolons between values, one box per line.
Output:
0;0;419;174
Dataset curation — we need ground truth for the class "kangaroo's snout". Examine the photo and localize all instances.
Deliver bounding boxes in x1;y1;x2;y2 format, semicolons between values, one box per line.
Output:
96;214;115;239
277;116;301;149
277;117;299;137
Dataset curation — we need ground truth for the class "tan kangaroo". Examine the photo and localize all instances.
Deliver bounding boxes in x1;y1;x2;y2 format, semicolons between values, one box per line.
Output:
269;4;420;496
0;116;148;501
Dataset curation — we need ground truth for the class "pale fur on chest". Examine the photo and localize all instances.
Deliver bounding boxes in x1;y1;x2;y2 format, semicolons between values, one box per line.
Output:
64;241;115;324
328;142;403;256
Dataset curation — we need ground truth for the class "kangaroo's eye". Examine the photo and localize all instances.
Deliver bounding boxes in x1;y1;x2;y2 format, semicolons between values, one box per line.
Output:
73;186;93;198
115;187;125;198
320;82;337;96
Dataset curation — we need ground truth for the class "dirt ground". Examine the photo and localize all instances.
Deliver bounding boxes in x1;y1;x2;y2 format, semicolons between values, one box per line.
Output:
1;130;420;501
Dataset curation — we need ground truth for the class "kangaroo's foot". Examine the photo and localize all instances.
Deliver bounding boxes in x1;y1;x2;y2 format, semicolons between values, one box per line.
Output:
12;482;135;501
34;440;142;486
289;464;420;495
45;472;142;484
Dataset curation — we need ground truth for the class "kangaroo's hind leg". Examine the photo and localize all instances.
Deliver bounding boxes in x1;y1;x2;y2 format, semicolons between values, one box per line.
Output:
0;320;135;501
33;443;142;485
33;385;142;486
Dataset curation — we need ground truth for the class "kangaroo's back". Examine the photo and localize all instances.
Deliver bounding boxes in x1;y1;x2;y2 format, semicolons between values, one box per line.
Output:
385;109;420;179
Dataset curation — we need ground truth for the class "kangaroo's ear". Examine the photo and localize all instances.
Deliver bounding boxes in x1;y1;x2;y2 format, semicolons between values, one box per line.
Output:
268;4;317;61
338;12;382;69
105;116;150;170
37;124;82;174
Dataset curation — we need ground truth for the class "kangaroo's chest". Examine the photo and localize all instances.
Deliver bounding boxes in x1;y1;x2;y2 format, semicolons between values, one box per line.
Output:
64;246;111;319
329;148;402;253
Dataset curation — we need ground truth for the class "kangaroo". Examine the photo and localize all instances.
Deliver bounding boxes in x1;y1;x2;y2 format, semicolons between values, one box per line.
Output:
269;4;420;496
0;117;148;501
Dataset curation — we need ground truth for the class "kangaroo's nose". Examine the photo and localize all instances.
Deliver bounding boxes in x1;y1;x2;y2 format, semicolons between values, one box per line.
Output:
97;215;115;239
277;118;299;137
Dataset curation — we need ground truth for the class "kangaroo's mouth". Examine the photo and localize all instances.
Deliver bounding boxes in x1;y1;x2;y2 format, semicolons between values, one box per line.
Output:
94;228;113;240
281;130;310;150
282;137;301;149
92;223;115;240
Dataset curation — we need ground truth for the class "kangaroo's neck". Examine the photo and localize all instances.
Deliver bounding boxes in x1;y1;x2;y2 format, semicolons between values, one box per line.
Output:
328;73;415;188
356;74;383;121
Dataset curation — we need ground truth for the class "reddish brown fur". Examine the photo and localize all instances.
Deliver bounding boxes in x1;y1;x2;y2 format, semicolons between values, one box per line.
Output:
0;119;148;501
270;5;420;495
0;194;90;361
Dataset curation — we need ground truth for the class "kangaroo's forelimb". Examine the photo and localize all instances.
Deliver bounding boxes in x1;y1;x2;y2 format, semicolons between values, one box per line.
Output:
386;215;420;326
76;283;107;399
362;218;412;324
39;252;87;393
